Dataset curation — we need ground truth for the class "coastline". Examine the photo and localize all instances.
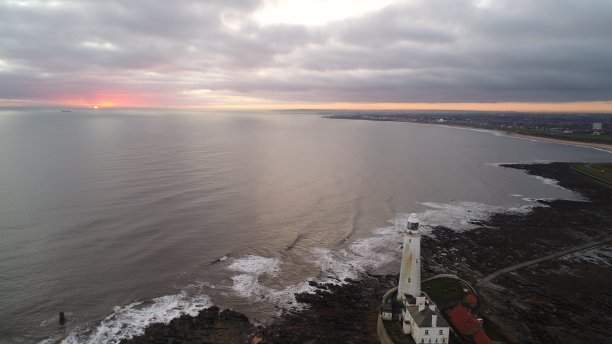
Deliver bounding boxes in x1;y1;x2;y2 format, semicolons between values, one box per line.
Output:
120;162;612;344
504;131;612;153
323;115;612;153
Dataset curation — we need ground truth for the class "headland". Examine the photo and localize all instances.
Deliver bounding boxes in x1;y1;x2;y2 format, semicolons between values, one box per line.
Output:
121;162;612;344
323;112;612;153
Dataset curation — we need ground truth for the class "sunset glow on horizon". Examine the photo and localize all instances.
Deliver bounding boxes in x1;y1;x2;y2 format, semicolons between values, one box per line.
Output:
1;0;611;113
35;97;612;113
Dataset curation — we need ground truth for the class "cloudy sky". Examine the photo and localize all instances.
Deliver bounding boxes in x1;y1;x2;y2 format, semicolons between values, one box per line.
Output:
1;0;612;111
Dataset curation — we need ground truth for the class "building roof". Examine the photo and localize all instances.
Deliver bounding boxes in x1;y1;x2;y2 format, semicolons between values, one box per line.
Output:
463;293;478;309
407;306;450;328
444;305;478;335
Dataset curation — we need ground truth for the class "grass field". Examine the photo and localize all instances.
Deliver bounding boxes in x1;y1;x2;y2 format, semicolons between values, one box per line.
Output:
422;277;467;309
513;129;612;144
571;163;612;184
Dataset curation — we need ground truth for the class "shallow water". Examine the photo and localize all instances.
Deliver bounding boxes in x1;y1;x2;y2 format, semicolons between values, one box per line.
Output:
0;109;610;343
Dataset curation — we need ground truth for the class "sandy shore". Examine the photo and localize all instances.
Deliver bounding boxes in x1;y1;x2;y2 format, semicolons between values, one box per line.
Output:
325;116;612;153
504;131;612;153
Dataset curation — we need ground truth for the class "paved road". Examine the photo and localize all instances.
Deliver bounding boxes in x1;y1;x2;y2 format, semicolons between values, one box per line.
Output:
478;235;612;287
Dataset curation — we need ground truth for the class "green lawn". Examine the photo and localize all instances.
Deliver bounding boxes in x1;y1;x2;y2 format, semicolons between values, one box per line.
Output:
513;129;612;144
572;163;612;184
422;278;467;309
593;163;612;174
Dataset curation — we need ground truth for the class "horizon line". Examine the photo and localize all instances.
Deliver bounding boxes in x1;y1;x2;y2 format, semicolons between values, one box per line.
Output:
1;101;612;114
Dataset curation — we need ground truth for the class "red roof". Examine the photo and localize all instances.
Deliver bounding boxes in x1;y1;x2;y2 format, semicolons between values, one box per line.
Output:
473;328;493;344
444;305;478;335
463;293;478;309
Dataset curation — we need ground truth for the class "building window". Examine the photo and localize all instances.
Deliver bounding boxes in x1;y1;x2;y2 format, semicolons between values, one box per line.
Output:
421;339;424;344
408;278;411;282
439;330;443;335
416;258;419;263
409;239;411;243
425;330;429;335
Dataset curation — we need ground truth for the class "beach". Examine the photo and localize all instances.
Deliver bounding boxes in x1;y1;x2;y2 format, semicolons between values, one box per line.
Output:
506;132;612;154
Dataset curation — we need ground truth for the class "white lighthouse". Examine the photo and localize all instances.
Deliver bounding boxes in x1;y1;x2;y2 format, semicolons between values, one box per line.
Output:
378;214;450;344
397;214;421;301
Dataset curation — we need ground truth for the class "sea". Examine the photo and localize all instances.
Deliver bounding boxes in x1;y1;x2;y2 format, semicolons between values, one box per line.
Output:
0;109;610;343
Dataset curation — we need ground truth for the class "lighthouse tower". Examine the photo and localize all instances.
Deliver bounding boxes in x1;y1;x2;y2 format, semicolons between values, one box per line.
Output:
397;215;421;301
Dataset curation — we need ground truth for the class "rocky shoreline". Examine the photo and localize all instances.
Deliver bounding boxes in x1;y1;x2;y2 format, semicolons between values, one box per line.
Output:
122;162;612;344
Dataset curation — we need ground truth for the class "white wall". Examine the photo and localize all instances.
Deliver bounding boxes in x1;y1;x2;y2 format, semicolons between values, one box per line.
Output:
413;326;450;344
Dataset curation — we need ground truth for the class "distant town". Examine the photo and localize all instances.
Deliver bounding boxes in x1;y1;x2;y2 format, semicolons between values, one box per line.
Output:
323;111;612;146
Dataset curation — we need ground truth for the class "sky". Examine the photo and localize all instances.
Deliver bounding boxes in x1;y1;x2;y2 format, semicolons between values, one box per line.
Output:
1;0;612;111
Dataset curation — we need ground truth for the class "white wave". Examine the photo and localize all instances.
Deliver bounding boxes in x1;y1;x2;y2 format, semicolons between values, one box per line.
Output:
311;201;537;286
226;255;315;307
61;292;211;344
227;255;280;298
228;255;280;275
399;201;543;232
414;202;496;231
312;247;361;282
226;200;549;311
534;175;564;188
312;228;399;283
224;228;403;308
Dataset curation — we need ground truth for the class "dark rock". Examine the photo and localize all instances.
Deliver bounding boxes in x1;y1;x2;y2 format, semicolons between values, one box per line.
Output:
122;163;612;344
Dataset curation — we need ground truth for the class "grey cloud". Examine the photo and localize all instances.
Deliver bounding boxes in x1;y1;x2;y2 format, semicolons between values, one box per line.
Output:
1;0;611;105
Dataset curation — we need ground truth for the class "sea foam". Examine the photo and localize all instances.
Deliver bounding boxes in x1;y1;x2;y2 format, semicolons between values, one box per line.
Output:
534;175;565;188
61;292;211;344
226;255;316;307
226;200;549;309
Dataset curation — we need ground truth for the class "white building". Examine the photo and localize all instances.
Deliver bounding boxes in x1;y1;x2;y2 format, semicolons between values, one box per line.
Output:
402;296;450;344
593;122;603;134
397;216;450;344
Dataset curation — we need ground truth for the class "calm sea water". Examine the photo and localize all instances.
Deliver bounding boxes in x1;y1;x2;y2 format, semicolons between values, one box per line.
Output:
0;109;610;343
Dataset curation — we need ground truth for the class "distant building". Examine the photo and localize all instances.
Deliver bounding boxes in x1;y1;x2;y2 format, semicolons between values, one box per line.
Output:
593;122;603;135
